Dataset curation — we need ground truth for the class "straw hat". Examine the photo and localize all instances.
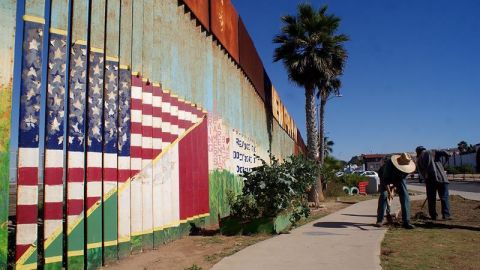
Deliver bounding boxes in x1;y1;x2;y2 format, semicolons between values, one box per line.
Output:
391;153;416;174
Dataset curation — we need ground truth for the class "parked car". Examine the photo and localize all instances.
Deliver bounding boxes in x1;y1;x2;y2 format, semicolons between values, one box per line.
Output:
360;171;379;178
335;171;344;177
361;171;380;193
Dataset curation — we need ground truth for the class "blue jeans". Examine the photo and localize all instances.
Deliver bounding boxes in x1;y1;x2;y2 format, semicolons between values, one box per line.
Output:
425;180;450;219
377;179;411;225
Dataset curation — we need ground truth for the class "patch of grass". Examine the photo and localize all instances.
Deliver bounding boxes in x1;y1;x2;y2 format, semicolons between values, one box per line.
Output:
381;196;480;270
336;194;378;203
184;264;202;270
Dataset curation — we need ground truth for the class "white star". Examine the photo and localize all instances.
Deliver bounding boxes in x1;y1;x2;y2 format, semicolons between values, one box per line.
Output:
61;63;66;72
108;72;116;82
74;81;83;90
72;122;80;133
27;67;37;77
92;83;101;95
68;136;73;144
29;39;40;50
107;90;116;100
99;57;104;63
54;47;64;60
92;125;100;136
53;75;62;84
51;117;61;132
24;115;38;127
74;56;84;68
81;49;87;56
93;65;101;75
54;94;62;106
73;99;82;110
33;104;40;112
58;110;64;118
49;62;54;70
48;84;54;94
26;88;36;100
122;133;127;142
58;136;64;145
121;82;128;89
92;105;100;116
108;108;114;116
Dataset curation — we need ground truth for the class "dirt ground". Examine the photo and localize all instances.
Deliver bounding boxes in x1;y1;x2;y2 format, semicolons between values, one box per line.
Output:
105;199;350;270
381;195;480;270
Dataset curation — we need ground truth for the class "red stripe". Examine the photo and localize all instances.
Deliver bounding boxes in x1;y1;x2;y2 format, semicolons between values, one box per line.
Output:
68;168;84;182
131;98;142;109
131;122;142;132
141;150;153;160
143;83;152;93
152;127;162;138
178;119;191;129
44;167;64;185
86;197;100;210
152;149;161;157
67;199;83;215
86;167;102;181
16;245;30;261
16;205;38;224
130;169;140;176
44;202;63;219
142;104;153;114
118;169;130;182
142;126;153;137
130;146;142;157
131;75;142;87
17;167;38;185
103;168;117;181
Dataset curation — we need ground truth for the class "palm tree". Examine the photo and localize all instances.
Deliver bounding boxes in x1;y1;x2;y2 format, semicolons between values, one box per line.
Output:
322;136;334;157
273;3;348;204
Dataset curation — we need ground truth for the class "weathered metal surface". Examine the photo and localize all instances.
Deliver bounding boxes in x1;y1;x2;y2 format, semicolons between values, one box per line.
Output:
210;0;239;63
183;0;209;30
238;18;265;101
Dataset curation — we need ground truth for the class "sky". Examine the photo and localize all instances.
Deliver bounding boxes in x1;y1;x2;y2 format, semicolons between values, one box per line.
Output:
231;0;480;161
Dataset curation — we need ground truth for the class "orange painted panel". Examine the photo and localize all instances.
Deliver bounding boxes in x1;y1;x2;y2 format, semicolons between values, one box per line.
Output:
210;0;239;62
183;0;209;30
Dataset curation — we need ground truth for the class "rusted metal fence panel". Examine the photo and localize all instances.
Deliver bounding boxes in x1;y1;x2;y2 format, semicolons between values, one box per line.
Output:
238;18;265;101
183;0;210;30
210;0;239;63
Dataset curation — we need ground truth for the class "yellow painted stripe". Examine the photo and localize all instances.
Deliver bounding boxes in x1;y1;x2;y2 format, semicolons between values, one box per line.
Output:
74;40;87;45
104;240;118;247
170;94;178;98
119;64;130;70
67;250;84;257
106;56;119;62
132;71;140;76
16;244;37;266
45;255;63;264
16;262;37;270
185;100;191;104
152;82;161;87
90;47;104;53
50;28;67;36
87;242;102;249
118;236;131;243
142;78;149;82
163;88;171;93
178;98;185;102
23;15;45;24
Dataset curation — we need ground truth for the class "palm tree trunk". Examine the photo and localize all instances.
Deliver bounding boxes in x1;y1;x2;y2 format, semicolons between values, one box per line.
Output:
305;86;324;205
319;97;327;165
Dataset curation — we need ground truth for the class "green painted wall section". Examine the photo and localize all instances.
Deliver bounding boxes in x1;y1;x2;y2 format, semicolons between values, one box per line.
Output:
0;84;11;269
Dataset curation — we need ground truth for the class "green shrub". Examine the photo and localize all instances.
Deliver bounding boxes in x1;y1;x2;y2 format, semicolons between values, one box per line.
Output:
325;181;345;197
229;154;318;226
445;165;475;174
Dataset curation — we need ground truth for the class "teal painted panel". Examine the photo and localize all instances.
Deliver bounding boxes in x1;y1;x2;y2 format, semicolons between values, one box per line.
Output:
119;0;132;66
131;0;143;73
50;0;68;30
106;0;120;58
90;0;106;50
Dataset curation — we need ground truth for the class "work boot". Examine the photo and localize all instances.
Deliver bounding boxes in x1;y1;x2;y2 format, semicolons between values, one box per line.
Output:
403;223;415;229
374;222;383;228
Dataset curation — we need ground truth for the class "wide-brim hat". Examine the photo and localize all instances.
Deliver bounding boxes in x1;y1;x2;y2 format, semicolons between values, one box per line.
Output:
391;153;416;174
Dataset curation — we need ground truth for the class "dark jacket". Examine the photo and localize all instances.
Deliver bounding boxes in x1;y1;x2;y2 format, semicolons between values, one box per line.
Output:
379;160;408;186
417;150;449;183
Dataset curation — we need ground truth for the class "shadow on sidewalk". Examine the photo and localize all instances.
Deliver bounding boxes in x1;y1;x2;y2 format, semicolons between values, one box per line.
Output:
313;221;376;231
341;213;377;218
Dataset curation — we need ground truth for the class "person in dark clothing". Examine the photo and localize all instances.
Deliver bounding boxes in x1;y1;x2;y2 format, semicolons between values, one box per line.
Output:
415;146;451;220
375;153;416;229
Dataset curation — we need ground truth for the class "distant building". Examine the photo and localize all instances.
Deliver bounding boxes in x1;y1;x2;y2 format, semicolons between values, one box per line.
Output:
361;154;385;171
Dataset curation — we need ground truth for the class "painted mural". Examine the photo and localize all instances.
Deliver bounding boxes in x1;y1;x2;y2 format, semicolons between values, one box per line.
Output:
1;0;304;269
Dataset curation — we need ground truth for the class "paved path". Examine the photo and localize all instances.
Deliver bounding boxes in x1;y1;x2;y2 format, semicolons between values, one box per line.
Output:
408;181;480;201
212;197;423;270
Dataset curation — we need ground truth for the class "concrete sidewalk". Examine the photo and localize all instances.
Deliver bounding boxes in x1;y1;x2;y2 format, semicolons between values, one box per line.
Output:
212;198;416;270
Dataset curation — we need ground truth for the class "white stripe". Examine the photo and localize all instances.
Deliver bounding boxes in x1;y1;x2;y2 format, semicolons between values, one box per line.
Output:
68;151;84;168
17;185;38;205
16;224;37;244
131;86;142;99
184;111;192;122
44;185;63;203
170;106;178;116
103;181;117;194
131;158;142;170
152;138;162;149
45;149;64;167
87;151;102;166
152;117;161;128
87;181;102;197
152;96;161;106
142;92;152;104
18;148;39;167
118;156;130;170
161;142;170;149
161;102;171;113
68;215;81;224
142;159;152;168
131;109;142;122
103;153;117;168
131;133;142;147
118;185;131;238
143;115;152;126
142;137;152;149
130;180;143;234
179;128;186;134
171;124;179;135
44;219;62;239
161;121;170;132
68;182;84;200
178;110;186;121
142;166;153;233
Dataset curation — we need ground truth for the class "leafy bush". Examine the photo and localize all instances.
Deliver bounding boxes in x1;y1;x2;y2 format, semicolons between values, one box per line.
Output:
324;181;346;197
228;154;318;226
341;173;369;187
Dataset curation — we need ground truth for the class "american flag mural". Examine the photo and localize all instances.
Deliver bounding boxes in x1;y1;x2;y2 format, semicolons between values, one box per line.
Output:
16;20;43;267
43;31;67;267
